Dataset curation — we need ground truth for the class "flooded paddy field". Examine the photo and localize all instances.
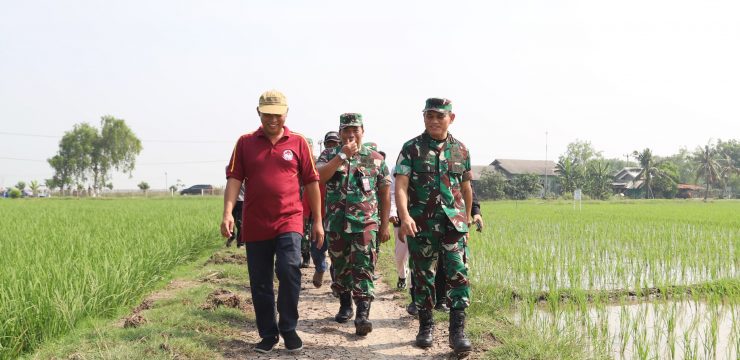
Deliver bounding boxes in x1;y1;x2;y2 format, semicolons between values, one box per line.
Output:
468;200;739;359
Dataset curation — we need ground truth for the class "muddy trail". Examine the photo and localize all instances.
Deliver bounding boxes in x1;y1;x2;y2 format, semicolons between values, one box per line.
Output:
223;267;468;360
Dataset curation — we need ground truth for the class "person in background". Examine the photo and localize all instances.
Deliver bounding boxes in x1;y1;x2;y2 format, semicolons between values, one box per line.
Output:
322;131;342;284
226;179;246;248
301;139;316;268
302;131;341;288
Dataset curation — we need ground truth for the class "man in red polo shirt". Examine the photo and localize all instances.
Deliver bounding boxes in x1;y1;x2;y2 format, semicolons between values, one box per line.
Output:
221;90;324;354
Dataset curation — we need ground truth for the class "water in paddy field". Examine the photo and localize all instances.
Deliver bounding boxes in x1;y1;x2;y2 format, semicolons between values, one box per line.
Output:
515;300;739;360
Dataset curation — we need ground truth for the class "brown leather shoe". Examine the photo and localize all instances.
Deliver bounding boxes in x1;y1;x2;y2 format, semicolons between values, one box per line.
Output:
312;271;324;288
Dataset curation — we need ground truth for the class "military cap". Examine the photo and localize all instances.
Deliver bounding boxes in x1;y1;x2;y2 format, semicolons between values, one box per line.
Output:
363;142;378;152
324;131;340;143
422;97;452;113
339;113;363;129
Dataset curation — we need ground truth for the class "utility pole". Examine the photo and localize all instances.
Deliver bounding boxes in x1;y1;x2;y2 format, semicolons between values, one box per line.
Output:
544;130;548;198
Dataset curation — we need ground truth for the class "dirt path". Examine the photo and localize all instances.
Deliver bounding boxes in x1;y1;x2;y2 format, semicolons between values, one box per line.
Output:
223;268;459;359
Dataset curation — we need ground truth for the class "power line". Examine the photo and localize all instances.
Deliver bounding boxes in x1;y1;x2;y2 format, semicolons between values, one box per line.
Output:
0;131;58;138
0;131;231;143
0;157;47;162
138;160;224;166
0;156;223;165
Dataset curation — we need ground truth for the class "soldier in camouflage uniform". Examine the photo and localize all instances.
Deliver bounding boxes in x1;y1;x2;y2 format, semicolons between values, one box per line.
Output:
301;138;316;268
317;113;391;336
395;98;473;356
363;141;383;276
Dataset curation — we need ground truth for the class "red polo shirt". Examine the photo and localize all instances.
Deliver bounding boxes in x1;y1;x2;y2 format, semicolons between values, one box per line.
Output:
302;183;326;219
226;126;319;242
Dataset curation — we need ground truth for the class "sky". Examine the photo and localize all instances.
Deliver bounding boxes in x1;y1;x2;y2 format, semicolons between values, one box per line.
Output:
1;0;739;190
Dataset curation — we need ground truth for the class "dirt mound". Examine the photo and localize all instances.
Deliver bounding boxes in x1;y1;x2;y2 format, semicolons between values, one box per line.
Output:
206;253;247;265
123;313;147;328
132;299;154;313
200;289;242;310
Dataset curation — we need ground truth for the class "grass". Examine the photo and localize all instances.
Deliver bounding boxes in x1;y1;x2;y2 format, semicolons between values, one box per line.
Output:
0;197;222;360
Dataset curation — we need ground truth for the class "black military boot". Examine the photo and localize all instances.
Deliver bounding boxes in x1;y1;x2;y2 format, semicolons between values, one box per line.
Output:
300;251;310;268
354;300;373;336
415;309;434;348
449;309;472;356
334;292;353;323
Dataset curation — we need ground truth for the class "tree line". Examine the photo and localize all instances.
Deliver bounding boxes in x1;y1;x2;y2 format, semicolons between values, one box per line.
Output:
475;139;739;201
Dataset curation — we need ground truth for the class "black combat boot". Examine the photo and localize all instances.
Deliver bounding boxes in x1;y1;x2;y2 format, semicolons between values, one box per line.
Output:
334;292;353;323
415;309;434;348
354;300;373;336
449;309;472;356
300;251;310;268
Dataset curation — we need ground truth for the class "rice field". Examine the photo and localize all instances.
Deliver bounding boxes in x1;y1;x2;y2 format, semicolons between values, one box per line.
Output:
0;198;221;360
2;198;738;359
468;200;740;359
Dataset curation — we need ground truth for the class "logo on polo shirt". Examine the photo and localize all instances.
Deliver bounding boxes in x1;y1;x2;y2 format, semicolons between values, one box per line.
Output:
282;150;294;161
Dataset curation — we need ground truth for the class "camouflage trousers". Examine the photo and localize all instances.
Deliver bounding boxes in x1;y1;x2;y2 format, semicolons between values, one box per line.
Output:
328;230;376;301
407;213;470;311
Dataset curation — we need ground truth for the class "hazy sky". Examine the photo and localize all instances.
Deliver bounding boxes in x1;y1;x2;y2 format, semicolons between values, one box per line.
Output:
1;0;738;190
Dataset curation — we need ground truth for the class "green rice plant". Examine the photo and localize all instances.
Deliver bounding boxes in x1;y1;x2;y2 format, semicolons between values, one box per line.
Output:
0;198;221;359
470;200;739;358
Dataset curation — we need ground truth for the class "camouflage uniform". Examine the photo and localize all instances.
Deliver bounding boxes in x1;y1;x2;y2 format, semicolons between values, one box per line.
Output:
364;142;382;261
300;139;315;267
318;115;391;301
395;130;472;311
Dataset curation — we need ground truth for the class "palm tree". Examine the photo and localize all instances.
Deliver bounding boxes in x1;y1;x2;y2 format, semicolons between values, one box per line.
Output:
28;180;40;197
555;157;581;194
585;160;612;200
692;144;724;201
719;151;738;198
632;148;665;199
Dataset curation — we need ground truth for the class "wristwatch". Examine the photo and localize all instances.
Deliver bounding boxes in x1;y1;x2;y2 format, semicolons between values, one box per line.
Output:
338;152;348;161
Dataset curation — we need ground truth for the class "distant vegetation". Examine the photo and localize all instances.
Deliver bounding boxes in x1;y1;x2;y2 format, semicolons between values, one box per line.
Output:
476;138;738;200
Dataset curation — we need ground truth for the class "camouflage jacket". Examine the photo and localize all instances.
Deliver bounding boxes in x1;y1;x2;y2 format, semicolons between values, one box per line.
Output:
318;144;392;233
394;131;472;233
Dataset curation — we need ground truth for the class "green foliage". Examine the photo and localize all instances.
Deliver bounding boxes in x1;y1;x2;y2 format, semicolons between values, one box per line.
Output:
653;162;679;198
692;142;724;201
474;170;507;200
565;139;603;164
555;140;605;197
44;178;60;192
507;173;542;200
555;156;582;194
661;147;693;184
716;139;739;198
15;181;26;191
603;158;636;179
28;180;40;196
8;188;22;198
47;116;142;192
137;181;150;192
632;148;669;199
583;160;612;200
